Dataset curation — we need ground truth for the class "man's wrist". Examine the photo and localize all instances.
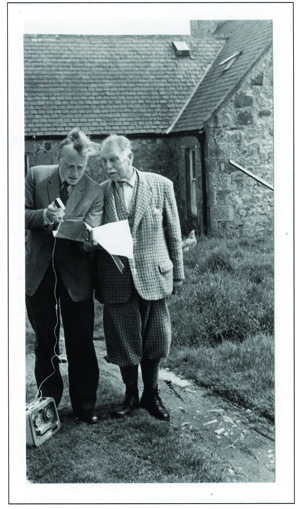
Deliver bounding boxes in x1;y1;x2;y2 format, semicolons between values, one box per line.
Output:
43;208;54;225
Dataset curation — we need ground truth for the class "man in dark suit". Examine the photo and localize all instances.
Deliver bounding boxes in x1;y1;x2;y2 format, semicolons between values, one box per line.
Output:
25;128;103;424
95;135;184;422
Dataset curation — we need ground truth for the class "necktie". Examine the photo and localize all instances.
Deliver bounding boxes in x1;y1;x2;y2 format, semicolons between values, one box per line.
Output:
117;181;127;210
60;181;70;205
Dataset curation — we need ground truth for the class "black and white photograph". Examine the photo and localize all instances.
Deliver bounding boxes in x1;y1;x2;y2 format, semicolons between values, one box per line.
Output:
7;1;295;505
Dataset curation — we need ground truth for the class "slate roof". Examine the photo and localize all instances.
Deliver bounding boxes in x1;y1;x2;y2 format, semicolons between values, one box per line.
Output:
171;20;273;133
23;34;223;137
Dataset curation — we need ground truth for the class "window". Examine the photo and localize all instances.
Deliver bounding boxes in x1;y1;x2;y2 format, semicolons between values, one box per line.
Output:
185;148;197;216
172;41;191;57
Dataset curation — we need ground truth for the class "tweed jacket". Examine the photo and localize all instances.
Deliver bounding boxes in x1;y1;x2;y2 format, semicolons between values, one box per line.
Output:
95;169;184;304
25;165;103;301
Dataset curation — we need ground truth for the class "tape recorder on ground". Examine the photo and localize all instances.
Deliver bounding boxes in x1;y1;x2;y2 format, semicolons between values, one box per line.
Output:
26;397;61;447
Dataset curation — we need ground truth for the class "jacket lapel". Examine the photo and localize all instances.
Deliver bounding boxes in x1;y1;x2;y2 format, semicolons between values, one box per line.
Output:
104;180;119;223
47;167;86;218
102;171;152;228
64;176;85;219
132;170;153;234
47;166;61;205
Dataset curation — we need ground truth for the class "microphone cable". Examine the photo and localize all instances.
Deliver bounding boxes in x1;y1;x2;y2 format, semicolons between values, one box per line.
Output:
34;218;68;402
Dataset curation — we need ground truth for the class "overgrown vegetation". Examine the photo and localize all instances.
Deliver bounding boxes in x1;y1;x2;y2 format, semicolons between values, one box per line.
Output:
166;233;274;420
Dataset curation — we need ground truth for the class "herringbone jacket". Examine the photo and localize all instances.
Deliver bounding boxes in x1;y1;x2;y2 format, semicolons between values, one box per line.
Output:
95;169;184;303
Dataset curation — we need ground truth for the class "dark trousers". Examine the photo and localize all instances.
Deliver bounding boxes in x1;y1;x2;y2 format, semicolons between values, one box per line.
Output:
26;263;99;412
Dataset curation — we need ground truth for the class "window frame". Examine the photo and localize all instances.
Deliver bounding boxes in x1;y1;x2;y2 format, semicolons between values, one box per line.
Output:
185;147;198;217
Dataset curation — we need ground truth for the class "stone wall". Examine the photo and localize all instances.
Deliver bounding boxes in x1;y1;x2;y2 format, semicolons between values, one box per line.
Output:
204;48;274;237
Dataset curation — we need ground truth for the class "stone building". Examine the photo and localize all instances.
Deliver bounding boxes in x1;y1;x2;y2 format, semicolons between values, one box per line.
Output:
24;20;273;237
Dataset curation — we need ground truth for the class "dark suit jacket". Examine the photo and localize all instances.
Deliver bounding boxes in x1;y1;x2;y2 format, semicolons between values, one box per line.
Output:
95;169;184;304
25;165;103;301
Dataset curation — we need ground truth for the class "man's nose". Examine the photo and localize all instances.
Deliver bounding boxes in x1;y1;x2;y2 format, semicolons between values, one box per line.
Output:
106;160;113;170
71;167;79;176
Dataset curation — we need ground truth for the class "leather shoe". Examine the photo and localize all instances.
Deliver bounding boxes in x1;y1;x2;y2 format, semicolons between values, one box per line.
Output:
74;409;99;424
140;386;170;421
113;385;139;418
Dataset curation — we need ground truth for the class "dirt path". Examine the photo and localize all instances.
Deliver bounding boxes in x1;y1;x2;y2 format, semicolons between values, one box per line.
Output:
26;338;275;483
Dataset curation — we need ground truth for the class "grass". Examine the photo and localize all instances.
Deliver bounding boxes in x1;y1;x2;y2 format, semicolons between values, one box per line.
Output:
169;236;273;346
166;233;274;420
166;334;274;421
26;380;231;484
26;233;274;483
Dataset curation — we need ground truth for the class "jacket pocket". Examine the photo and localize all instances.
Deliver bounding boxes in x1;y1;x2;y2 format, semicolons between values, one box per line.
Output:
159;260;174;273
151;208;163;227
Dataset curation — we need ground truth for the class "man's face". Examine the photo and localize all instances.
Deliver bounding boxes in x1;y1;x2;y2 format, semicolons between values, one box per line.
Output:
100;143;133;181
59;145;89;185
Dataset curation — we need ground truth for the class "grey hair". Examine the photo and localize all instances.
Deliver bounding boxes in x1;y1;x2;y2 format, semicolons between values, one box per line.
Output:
100;134;132;155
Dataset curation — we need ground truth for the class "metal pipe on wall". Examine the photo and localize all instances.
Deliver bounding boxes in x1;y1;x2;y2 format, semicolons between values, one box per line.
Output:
229;159;274;191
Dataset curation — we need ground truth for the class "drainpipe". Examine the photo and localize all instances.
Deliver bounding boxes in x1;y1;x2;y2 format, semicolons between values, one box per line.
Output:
195;130;209;235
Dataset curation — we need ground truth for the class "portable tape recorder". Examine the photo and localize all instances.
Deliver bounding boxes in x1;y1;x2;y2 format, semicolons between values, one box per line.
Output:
26;397;61;447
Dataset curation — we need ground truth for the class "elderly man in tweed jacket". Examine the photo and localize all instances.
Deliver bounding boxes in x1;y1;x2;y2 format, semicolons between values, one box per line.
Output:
95;134;184;421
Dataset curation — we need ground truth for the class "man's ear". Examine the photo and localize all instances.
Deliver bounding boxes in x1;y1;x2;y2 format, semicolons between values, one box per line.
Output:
128;151;134;163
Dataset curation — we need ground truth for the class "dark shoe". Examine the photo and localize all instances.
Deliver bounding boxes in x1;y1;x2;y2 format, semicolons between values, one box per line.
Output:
140;386;170;421
74;409;99;424
113;385;139;418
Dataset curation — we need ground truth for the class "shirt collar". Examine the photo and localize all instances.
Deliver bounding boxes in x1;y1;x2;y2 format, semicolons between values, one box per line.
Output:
116;168;136;188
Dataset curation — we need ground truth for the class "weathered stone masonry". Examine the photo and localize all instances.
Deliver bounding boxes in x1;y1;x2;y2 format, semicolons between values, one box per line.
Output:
204;48;274;237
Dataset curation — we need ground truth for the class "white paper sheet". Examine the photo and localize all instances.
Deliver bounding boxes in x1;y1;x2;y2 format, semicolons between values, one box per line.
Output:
85;220;133;259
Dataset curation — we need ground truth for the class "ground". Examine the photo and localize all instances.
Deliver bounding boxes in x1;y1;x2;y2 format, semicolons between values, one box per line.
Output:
26;337;275;483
